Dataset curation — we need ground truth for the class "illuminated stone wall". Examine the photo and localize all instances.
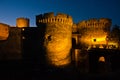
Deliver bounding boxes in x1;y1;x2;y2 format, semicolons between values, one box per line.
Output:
36;12;73;67
16;17;29;28
0;23;9;40
72;24;78;33
76;18;111;48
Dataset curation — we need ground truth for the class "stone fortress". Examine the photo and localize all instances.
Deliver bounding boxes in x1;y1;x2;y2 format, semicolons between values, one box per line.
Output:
0;12;119;72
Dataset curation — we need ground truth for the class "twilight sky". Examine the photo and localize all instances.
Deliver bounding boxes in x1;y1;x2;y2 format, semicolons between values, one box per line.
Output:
0;0;120;27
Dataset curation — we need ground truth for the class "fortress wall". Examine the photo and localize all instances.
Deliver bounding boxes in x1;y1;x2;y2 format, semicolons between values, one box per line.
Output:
0;27;22;60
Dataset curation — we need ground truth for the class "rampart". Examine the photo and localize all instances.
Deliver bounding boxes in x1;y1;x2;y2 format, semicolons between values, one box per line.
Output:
36;12;73;26
77;18;111;31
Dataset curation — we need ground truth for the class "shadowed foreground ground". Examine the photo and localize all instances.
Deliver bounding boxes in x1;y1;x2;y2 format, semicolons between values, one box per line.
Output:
0;60;120;80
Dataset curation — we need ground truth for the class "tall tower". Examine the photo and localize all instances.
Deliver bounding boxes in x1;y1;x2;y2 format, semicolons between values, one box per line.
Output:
36;12;73;67
16;17;29;28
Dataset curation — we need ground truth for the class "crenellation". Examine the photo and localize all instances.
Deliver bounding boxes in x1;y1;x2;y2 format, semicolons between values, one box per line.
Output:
36;12;73;26
44;12;54;18
77;18;111;30
57;13;68;18
37;17;73;25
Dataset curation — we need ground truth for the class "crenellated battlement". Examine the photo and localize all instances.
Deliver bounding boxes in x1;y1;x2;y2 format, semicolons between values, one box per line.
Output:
36;12;73;26
77;18;111;30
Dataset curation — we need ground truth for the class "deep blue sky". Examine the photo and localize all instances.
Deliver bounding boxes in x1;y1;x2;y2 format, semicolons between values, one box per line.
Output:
0;0;120;27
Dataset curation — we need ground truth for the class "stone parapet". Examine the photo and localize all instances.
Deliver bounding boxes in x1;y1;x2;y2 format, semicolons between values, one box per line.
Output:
36;12;73;26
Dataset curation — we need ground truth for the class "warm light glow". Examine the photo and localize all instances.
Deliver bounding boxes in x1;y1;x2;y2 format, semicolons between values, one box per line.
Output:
22;36;25;39
79;28;109;50
99;56;105;62
92;38;105;42
91;36;107;44
16;18;29;28
81;35;107;45
46;38;71;66
22;28;25;31
107;42;118;49
49;54;71;66
17;23;28;28
78;18;111;49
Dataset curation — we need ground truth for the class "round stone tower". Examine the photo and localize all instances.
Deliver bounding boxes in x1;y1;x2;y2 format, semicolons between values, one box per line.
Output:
36;12;73;67
0;23;9;40
16;17;29;28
